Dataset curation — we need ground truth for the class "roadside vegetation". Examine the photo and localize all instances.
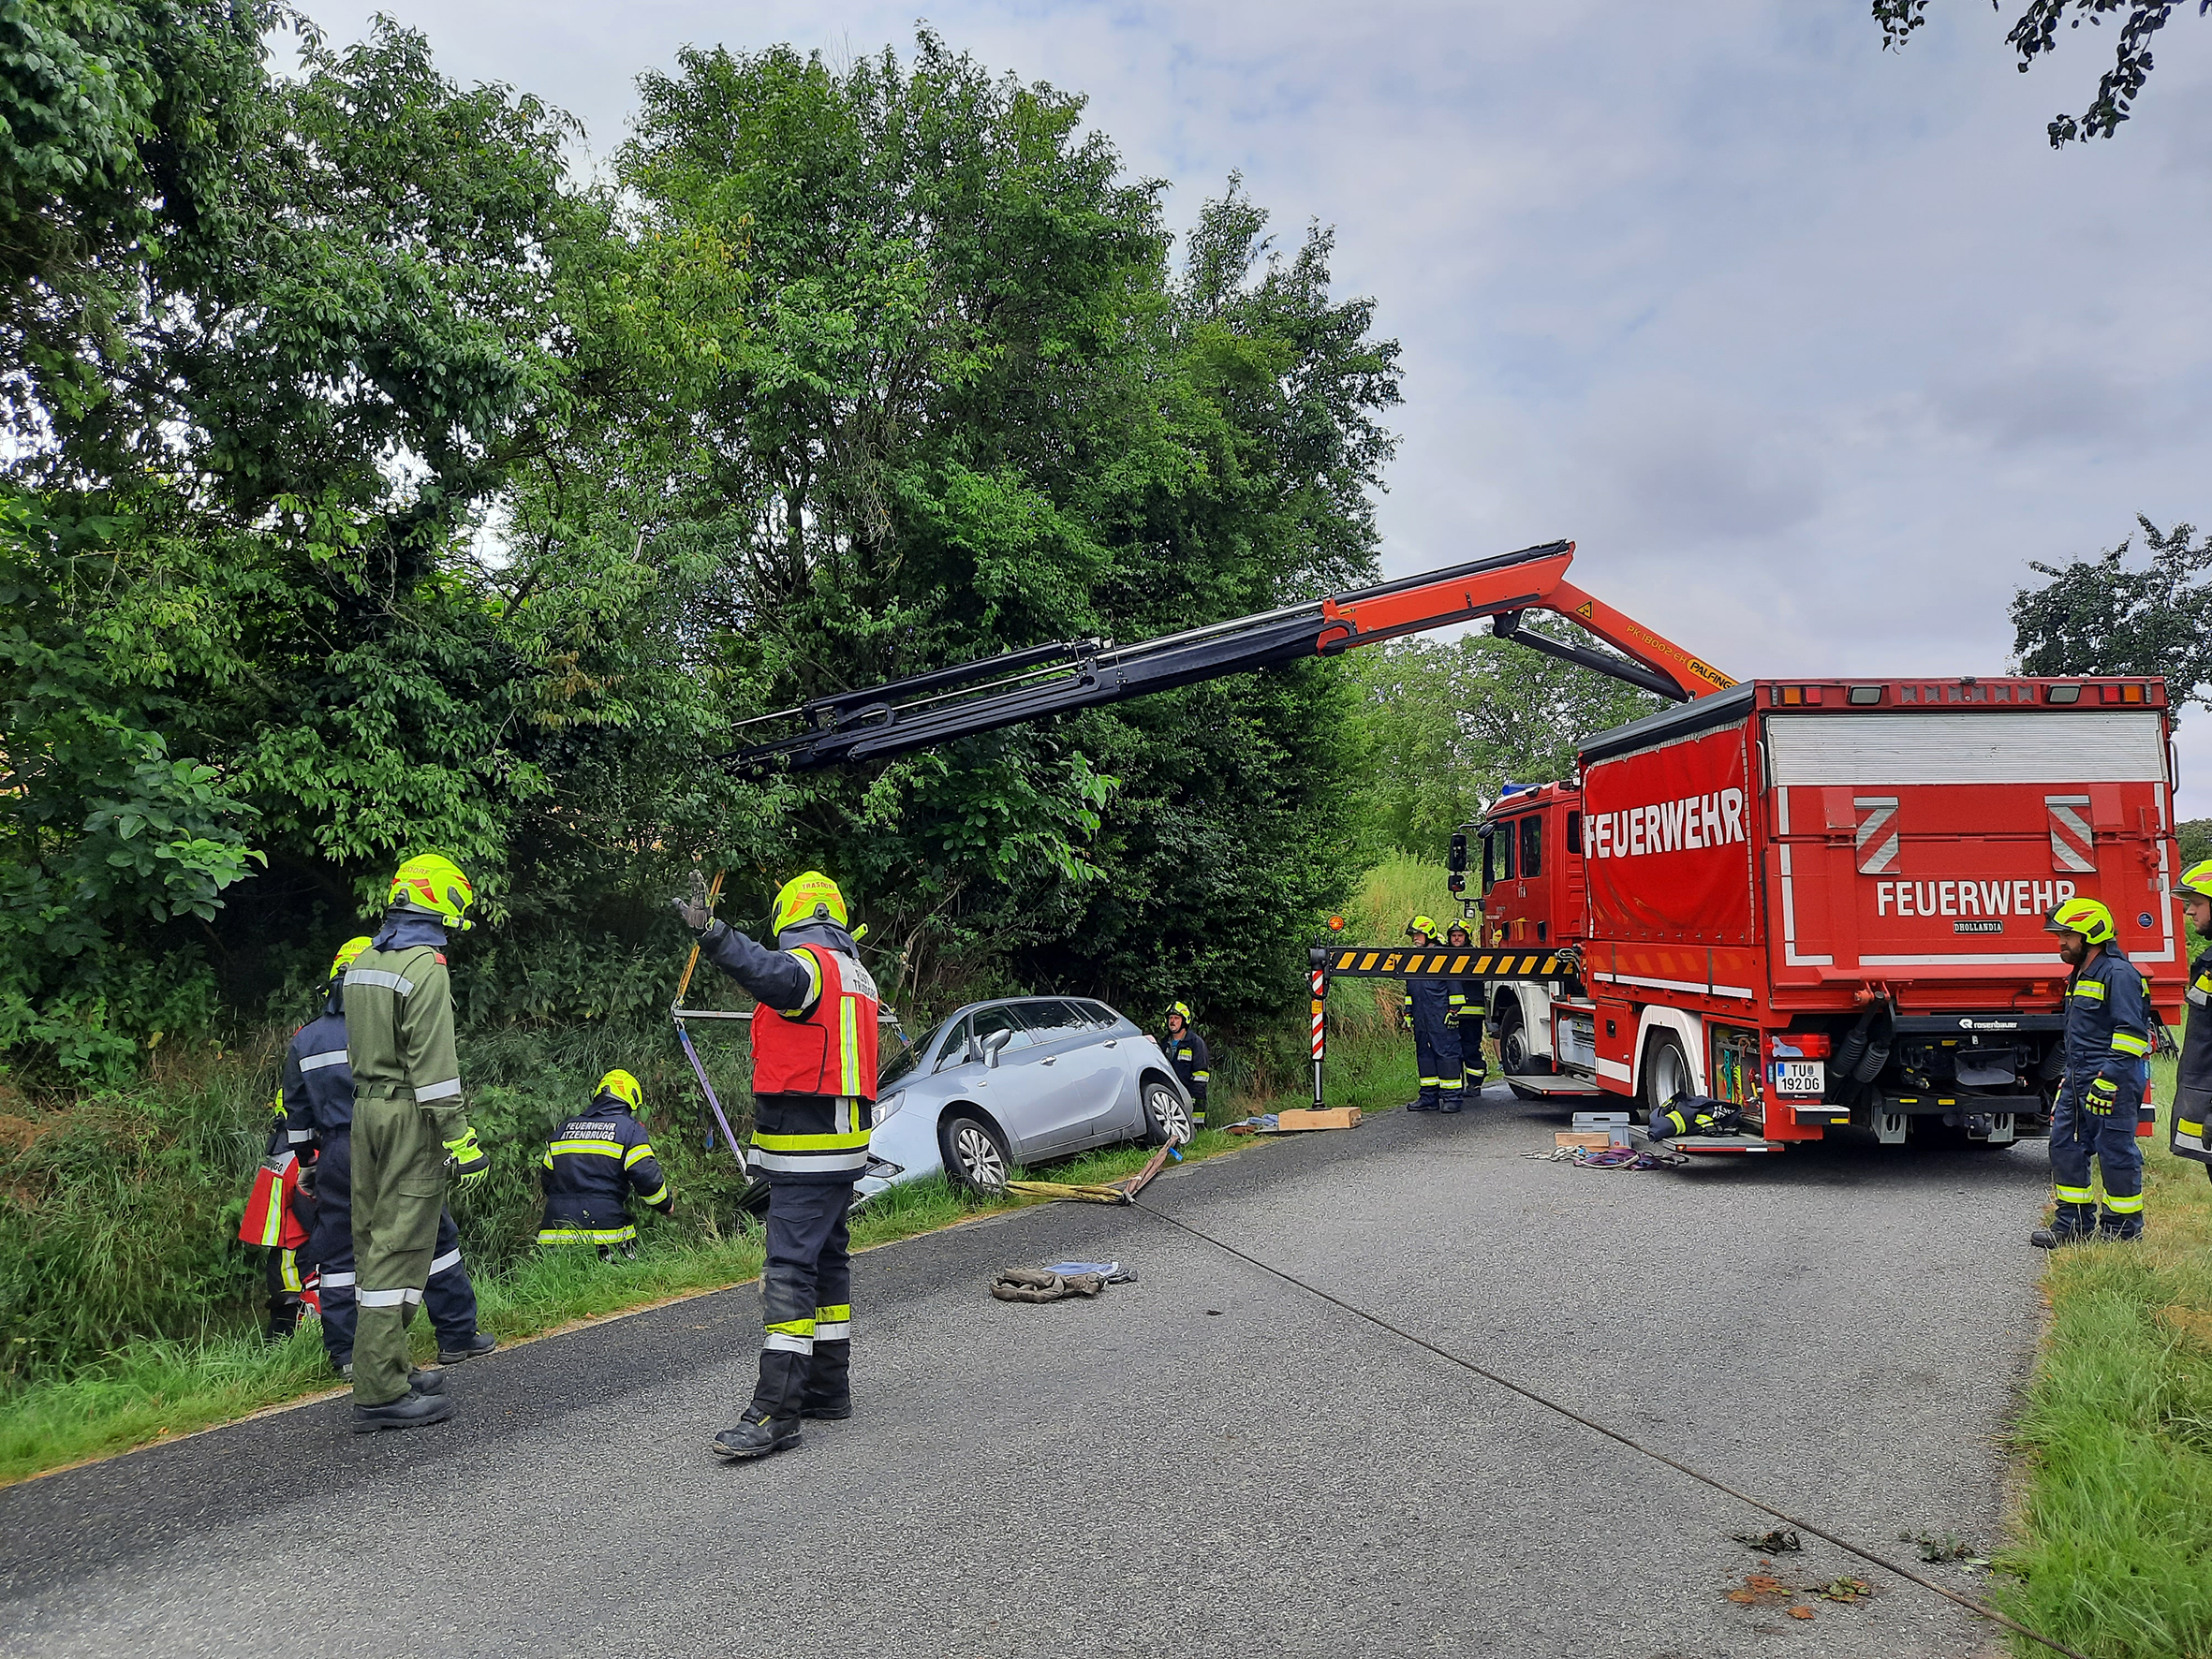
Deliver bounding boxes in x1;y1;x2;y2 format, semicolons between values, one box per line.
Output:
2002;1054;2212;1658
0;859;1438;1486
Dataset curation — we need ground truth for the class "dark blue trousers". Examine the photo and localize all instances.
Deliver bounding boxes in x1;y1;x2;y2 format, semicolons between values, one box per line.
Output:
305;1131;479;1362
2050;1060;2148;1239
751;1179;855;1418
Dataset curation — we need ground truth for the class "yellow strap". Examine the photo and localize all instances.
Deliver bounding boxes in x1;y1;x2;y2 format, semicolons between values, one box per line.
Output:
550;1138;625;1158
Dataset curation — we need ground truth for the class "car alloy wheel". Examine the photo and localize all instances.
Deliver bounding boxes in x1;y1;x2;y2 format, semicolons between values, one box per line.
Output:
1144;1082;1193;1146
944;1115;1010;1194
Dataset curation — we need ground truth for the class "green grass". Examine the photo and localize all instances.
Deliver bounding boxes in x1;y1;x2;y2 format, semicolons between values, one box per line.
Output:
2000;1054;2212;1657
0;1025;1416;1486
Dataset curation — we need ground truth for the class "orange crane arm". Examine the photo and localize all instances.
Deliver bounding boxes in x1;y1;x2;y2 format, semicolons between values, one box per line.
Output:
723;539;1733;774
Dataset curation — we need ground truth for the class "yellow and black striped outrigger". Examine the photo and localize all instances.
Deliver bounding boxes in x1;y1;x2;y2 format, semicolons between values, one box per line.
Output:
1311;946;1567;981
1300;943;1575;1111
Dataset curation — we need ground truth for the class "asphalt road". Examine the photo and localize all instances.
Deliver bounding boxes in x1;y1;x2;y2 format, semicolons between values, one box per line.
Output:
0;1086;2051;1659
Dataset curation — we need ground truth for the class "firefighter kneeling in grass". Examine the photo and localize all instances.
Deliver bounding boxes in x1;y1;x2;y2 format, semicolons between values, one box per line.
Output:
539;1070;672;1258
674;869;877;1461
2165;859;2212;1186
2032;896;2151;1248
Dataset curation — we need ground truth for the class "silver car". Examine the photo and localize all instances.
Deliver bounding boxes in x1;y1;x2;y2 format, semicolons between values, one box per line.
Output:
856;996;1196;1198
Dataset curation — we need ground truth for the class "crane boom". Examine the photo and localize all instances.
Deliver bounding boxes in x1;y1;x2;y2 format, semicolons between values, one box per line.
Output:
720;539;1732;776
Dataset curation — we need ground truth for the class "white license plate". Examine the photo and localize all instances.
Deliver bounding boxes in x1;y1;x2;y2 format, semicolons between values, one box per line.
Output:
1773;1060;1825;1095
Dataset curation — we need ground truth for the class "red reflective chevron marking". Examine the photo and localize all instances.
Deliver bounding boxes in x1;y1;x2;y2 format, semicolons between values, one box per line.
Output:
2046;795;2097;874
1854;796;1900;875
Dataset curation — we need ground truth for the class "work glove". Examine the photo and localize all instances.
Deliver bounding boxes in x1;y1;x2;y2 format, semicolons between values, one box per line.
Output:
671;870;717;933
444;1126;492;1188
2084;1075;2121;1117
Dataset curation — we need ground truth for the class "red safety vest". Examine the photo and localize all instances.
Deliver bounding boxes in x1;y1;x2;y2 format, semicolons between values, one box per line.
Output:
751;945;880;1100
240;1151;311;1248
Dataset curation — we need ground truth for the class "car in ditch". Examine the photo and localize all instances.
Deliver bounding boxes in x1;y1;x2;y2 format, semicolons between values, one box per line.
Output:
855;995;1196;1199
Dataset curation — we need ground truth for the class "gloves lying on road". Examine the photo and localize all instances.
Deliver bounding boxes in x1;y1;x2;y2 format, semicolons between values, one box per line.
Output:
444;1127;491;1188
2084;1076;2121;1117
991;1268;1106;1303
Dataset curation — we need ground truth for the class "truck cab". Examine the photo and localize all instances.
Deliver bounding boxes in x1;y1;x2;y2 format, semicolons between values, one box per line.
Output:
1471;782;1589;1084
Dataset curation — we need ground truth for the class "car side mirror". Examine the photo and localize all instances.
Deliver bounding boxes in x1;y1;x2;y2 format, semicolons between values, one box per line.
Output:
982;1028;1013;1068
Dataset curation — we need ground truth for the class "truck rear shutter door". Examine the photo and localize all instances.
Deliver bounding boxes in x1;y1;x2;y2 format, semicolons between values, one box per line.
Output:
1765;712;2165;785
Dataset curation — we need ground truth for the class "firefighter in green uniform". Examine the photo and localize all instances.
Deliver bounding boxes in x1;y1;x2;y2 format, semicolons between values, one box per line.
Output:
2168;859;2212;1182
342;853;494;1431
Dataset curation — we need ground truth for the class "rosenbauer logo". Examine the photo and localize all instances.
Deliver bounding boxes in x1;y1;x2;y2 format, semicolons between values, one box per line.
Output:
1587;789;1747;859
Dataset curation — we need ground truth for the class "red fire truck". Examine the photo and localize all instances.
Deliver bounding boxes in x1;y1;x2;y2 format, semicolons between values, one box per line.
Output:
1470;677;2183;1148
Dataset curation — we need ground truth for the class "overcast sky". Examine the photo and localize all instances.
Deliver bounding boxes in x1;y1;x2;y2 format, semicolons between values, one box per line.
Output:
299;2;2211;804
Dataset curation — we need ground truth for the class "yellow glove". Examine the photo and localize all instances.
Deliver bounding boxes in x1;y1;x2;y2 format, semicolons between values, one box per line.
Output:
444;1126;492;1187
2084;1076;2120;1117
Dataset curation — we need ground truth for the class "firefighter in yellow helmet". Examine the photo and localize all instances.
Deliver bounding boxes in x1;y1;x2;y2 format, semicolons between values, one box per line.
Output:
2166;859;2212;1182
342;854;494;1431
290;934;494;1380
1162;1002;1211;1125
674;869;879;1460
2032;896;2150;1247
1401;915;1463;1112
538;1069;673;1258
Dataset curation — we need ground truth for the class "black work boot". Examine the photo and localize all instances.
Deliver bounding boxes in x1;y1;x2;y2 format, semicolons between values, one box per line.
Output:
351;1388;453;1433
802;1340;852;1420
712;1411;803;1460
264;1301;301;1345
438;1331;498;1364
2031;1225;2089;1249
406;1367;448;1396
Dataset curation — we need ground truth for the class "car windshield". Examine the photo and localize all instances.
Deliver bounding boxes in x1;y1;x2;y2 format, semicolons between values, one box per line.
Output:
877;1016;951;1093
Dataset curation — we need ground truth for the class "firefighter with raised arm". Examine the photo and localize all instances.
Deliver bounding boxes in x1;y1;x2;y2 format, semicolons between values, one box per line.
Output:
538;1069;673;1258
1401;915;1464;1113
2032;896;2152;1247
342;854;494;1431
1162;1003;1211;1126
2166;859;2212;1182
674;870;878;1461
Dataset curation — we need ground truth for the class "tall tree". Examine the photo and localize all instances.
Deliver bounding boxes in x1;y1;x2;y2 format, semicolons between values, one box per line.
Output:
540;38;1404;1024
1874;0;2208;145
1342;624;1663;860
2011;515;2212;705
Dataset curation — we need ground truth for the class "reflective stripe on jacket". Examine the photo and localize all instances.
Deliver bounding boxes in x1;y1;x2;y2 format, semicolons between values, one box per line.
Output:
2058;946;2150;1115
344;916;469;1141
1166;1027;1211;1098
753;945;881;1100
539;1095;671;1244
281;1004;354;1144
2175;947;2212;1165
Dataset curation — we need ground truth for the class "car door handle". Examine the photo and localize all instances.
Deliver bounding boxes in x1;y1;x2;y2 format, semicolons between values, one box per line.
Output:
1102;1039;1118;1048
1040;1057;1057;1065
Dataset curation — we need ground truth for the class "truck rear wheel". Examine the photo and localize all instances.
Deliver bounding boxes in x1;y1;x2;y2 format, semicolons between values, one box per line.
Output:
1497;1001;1548;1101
1641;1031;1693;1112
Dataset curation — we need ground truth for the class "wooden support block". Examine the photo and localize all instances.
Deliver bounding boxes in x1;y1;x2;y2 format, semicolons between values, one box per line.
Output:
1555;1130;1612;1150
1271;1108;1362;1132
